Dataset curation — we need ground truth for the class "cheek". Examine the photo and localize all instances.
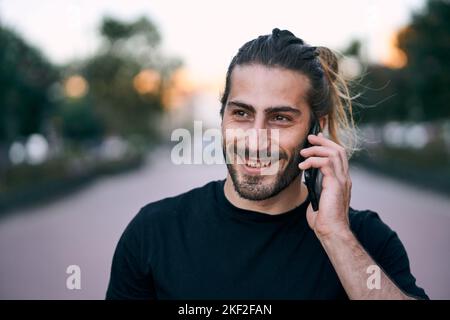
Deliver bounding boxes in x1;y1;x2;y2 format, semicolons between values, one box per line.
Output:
222;127;241;145
274;130;306;162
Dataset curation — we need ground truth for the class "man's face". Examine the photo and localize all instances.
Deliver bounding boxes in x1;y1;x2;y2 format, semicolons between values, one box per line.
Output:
222;64;313;201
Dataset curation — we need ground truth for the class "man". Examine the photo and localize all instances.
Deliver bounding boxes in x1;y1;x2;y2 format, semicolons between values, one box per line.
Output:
106;28;428;300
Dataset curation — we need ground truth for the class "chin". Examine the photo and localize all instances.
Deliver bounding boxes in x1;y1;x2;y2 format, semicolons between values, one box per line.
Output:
228;161;289;201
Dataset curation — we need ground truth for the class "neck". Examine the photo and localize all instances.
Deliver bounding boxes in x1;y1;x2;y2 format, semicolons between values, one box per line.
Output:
224;174;309;215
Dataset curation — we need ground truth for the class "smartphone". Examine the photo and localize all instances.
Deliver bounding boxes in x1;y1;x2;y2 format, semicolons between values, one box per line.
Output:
302;120;323;211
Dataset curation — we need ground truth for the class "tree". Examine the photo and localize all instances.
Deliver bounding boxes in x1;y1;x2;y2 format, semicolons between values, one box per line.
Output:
354;0;449;123
397;0;450;120
59;97;104;143
82;15;181;138
355;65;414;123
0;26;58;143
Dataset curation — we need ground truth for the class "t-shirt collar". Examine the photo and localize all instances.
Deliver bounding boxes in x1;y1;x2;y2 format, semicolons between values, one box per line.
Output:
214;179;309;223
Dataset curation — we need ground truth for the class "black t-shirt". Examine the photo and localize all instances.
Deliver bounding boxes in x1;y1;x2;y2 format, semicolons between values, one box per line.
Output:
106;179;428;300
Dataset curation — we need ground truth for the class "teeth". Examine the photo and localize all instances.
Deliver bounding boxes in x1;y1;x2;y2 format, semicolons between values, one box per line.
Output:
261;160;270;167
245;159;271;168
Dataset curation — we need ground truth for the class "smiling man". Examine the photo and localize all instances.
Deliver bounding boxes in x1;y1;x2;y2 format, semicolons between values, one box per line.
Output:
106;28;428;300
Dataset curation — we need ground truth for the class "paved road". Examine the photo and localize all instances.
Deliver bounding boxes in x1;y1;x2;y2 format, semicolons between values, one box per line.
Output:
0;147;449;299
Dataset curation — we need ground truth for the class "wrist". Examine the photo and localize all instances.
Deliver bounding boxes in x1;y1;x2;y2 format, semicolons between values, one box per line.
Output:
315;224;354;243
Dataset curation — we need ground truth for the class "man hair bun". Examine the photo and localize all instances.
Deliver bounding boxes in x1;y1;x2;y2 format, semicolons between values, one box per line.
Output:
271;28;304;47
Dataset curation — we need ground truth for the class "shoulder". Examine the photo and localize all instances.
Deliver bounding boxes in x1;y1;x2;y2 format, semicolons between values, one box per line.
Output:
348;207;391;235
348;207;397;259
135;179;221;224
117;179;221;251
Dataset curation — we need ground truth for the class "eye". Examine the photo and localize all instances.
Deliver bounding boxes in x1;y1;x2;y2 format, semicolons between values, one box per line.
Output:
272;115;290;122
233;110;249;118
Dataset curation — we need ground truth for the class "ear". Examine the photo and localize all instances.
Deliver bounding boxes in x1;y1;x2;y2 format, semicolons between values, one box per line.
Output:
319;115;328;131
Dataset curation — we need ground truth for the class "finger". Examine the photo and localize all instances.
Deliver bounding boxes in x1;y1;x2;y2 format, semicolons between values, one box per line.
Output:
300;145;330;157
298;156;335;177
306;204;318;229
300;146;346;181
308;133;349;174
307;133;340;148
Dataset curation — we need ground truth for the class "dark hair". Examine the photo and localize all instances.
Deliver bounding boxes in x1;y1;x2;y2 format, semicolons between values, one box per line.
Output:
220;28;359;157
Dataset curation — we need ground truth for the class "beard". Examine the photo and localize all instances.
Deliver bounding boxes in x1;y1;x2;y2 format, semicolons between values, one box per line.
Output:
222;141;304;201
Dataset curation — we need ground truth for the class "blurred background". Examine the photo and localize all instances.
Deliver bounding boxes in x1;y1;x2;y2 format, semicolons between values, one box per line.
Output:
0;0;449;299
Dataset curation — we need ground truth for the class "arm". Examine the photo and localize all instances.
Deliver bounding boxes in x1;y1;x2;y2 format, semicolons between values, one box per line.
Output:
106;209;157;300
318;227;413;300
299;132;418;300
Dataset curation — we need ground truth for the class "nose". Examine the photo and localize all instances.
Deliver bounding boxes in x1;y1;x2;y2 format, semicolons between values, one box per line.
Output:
252;113;266;131
247;116;272;155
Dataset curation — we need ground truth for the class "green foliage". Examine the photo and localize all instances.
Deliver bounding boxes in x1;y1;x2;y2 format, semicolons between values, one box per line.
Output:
59;97;104;142
343;39;362;57
397;0;450;120
0;26;58;143
83;53;161;137
81;15;179;138
356;66;418;123
101;16;161;48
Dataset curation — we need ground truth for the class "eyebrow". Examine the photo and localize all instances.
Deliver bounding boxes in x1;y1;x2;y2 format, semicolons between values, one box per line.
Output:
227;100;302;115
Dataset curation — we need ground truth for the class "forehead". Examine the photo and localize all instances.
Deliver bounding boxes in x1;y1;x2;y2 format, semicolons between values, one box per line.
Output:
228;64;311;110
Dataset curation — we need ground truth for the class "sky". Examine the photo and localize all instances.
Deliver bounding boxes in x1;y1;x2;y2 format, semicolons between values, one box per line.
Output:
0;0;426;87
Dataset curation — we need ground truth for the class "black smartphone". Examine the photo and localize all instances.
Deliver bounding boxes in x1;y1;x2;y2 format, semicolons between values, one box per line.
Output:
302;120;323;211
